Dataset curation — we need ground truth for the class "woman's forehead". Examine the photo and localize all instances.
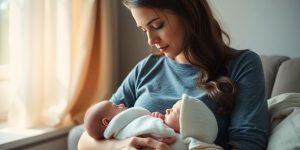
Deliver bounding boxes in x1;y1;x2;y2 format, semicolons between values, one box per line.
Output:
131;7;166;27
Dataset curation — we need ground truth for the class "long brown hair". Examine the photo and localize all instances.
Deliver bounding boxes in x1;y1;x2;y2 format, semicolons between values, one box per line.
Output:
122;0;239;115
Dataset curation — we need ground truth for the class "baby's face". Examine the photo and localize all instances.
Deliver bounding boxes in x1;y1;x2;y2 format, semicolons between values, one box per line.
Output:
164;100;182;133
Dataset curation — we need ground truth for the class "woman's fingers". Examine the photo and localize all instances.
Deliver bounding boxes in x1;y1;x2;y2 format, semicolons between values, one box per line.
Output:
159;136;176;145
129;137;171;150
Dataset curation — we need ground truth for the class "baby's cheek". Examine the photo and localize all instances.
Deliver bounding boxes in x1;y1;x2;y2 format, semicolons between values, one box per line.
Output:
175;120;180;133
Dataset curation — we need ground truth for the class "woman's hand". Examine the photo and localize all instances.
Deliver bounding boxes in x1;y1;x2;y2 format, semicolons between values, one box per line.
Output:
116;136;172;150
159;136;176;145
78;131;172;150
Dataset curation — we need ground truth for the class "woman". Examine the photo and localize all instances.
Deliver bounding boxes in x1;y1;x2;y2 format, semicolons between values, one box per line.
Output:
78;0;269;149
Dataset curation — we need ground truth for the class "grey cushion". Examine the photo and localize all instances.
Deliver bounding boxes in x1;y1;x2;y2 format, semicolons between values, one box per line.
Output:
271;58;300;97
260;55;290;99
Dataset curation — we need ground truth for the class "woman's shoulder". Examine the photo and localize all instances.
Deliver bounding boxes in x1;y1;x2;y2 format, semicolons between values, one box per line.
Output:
229;49;261;67
228;49;263;76
231;49;260;63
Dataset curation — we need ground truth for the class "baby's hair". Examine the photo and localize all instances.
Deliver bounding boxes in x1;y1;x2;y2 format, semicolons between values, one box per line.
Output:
84;102;108;139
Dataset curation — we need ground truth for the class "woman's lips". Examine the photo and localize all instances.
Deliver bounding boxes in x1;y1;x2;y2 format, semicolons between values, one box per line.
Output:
159;46;169;52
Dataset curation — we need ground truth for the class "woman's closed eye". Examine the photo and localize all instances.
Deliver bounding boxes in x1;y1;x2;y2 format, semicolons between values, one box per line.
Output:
152;22;164;30
139;22;164;33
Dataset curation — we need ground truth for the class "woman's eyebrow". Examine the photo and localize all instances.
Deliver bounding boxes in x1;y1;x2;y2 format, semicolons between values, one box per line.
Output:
137;17;160;28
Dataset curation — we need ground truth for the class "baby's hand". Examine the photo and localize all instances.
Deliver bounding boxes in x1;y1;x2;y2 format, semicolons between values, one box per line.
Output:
151;112;165;120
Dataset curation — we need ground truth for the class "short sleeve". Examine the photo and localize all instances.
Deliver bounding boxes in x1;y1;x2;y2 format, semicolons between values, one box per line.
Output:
110;57;147;107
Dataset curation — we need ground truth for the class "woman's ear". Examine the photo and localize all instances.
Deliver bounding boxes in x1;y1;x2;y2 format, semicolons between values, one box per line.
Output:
102;118;110;126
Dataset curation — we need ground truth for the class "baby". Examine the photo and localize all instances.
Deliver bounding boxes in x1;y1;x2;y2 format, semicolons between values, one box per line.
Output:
84;100;177;140
84;100;128;139
84;94;223;150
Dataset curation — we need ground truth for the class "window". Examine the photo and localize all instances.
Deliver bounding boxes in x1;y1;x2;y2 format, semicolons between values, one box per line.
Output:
0;0;9;65
0;0;10;121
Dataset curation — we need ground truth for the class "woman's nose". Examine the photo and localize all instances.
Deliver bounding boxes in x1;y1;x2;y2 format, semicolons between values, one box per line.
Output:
147;31;160;46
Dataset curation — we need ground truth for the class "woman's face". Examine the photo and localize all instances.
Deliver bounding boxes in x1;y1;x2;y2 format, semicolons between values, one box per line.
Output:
131;7;188;64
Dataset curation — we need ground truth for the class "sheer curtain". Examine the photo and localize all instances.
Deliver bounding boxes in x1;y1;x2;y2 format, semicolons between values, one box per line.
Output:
8;0;118;128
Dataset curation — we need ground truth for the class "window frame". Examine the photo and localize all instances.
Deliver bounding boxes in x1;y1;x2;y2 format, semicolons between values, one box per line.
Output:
0;64;11;121
0;0;10;121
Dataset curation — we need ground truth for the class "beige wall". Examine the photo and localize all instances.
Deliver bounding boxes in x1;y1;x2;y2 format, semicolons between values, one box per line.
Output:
117;2;149;84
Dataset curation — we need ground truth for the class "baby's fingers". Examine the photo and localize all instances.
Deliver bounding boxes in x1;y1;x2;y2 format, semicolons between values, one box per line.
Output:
151;112;165;120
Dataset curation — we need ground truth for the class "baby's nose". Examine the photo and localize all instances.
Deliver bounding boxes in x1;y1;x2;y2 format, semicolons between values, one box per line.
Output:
166;109;171;114
119;103;125;108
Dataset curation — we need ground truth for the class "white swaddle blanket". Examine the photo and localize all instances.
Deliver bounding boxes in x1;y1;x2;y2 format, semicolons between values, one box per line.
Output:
104;94;223;150
103;107;187;150
104;107;176;139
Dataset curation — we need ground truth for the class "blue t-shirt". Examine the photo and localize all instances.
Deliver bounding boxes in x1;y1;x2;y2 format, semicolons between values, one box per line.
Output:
110;50;269;150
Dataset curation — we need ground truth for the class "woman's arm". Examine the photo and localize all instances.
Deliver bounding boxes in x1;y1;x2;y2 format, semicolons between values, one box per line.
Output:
78;132;114;150
78;131;172;150
228;51;269;150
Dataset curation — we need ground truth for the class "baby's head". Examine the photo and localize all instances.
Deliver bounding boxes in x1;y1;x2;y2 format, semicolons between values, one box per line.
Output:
84;101;127;139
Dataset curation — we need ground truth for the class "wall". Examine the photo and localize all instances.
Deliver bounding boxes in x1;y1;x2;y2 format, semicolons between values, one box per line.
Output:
117;1;300;83
118;2;148;82
209;0;300;57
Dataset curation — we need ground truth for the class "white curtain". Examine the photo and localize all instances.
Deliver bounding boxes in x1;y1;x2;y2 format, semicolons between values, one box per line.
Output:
8;0;118;128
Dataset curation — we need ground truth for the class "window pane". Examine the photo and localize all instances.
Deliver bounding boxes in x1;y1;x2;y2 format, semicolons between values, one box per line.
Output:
0;0;9;64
